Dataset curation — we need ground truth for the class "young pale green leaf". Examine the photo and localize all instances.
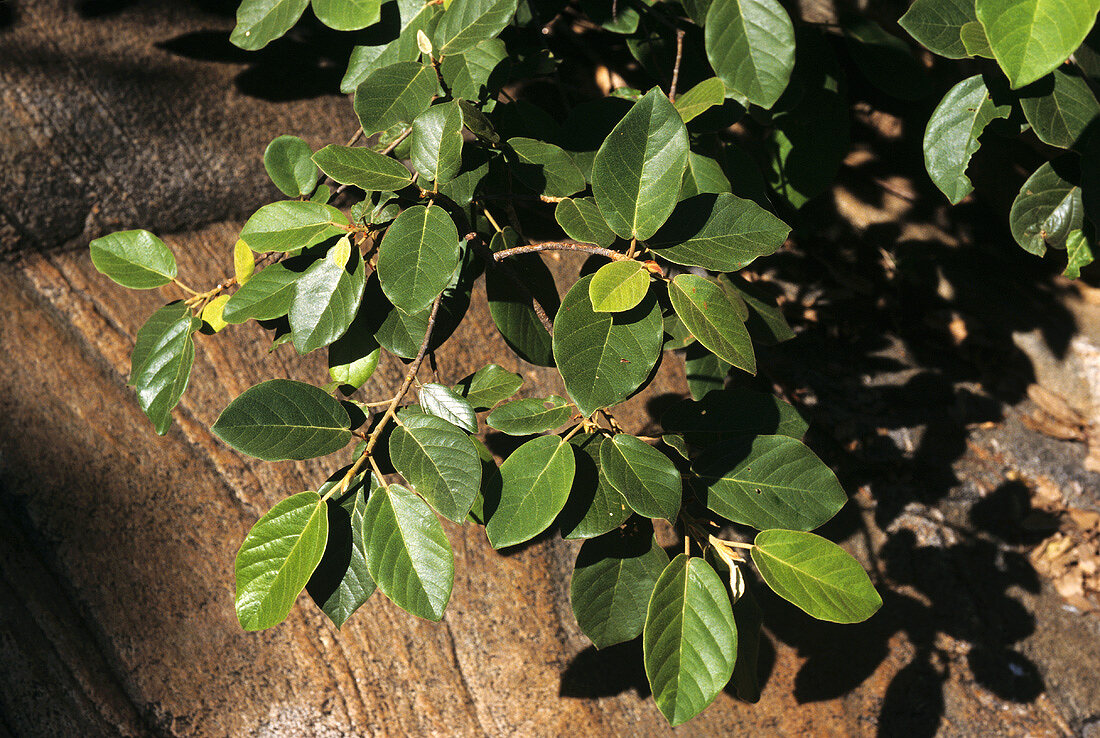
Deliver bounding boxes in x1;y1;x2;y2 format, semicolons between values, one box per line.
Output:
306;473;378;627
235;491;328;630
1064;230;1095;278
312;145;415;191
487;228;559;366
90;230;177;290
264;135;318;197
454;364;523;410
898;0;977;58
693;435;847;531
923;74;1012;204
129;302;199;435
507;137;587;198
976;0;1100;88
588;260;649;313
433;0;519;56
681;152;732;200
555;198;616;248
592;89;689;240
354;61;438;135
486;435;575;548
553;274;664;417
644;554;737;726
570;525;670;649
673;77;726;122
212;379;352;461
201;295;230;334
661;388;808;447
1010;159;1083;256
669;274;755;375
486;396;573;435
705;0;795;108
410;102;464;185
377;205;461;314
558;434;631;539
440;39;507;101
840;13;931;100
1019;68;1100;150
649;193;789;271
239;201;350;252
362;484;454;620
961;21;995;56
223;263;299;324
340;1;439;93
418;383;478;433
234;240;255;286
289;240;366;354
600;434;681;521
328;309;381;391
311;0;381;30
751;529;882;623
388;411;482;521
684;345;730;400
231;0;308;50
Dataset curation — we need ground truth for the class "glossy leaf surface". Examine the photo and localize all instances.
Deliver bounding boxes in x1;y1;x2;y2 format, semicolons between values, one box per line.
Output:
486;435;575;548
90;230;177;290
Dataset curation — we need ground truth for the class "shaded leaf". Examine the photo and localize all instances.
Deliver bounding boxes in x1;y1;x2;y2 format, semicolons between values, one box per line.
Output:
440;38;508;101
684;344;729;401
1019;67;1100;150
1010;158;1083;256
669;274;755;375
840;12;931;100
487;228;559;366
680;152;732;199
508;137;587;197
340;0;440;93
558;433;631;539
898;0;977;58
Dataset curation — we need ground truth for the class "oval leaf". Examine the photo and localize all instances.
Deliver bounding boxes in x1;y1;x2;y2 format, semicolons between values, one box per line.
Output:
589;260;649;313
600;434;681;521
673;77;726;122
264;135;318;197
235;491;328;630
669;274;755;375
418;383;478;433
354;61;439;135
555;197;617;248
454;364;524;410
129;302;199;434
976;0;1100;88
411;102;464;185
434;0;519;56
507;137;587;197
388;410;482;521
313;145;415;191
377;204;461;314
649;193;789;271
239;201;350;253
558;434;631;539
486;396;573;435
898;0;977;59
312;0;381;30
289;240;367;354
704;0;795;108
1019;67;1100;150
751;529;882;623
486;435;575;548
90;230;177;289
1010;158;1083;256
231;0;308;50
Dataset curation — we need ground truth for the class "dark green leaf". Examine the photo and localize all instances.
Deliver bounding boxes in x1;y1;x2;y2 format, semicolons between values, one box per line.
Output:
668;274;755;375
487;228;559;366
976;0;1100;88
704;0;795;108
354;61;438;135
680;152;732;199
362;483;454;620
364;267;472;359
649;193;789;271
588;260;649;313
898;0;977;58
592;89;689;240
644;554;737;726
454;364;523;410
553;274;664;417
560;97;631;182
722;275;795;345
411;101;464;185
239;201;350;253
1019;67;1100;150
313;145;415;191
674;78;726;122
600;434;681;520
961;21;995;56
729;585;763;702
440;39;508;101
434;0;519;55
307;472;378;627
89;230;177;290
289;239;367;354
129;302;199;434
558;434;631;539
388;410;482;521
1010;158;1083;256
223;263;299;324
231;0;308;50
312;0;381;30
417;382;478;433
212;379;352;461
751;529;882;623
457;99;501;142
684;344;729;401
264;135;319;197
555;197;616;248
579;0;638;32
486;435;575;548
570;525;669;649
507;137;587;197
377;204;461;313
235;491;328;630
840;13;931;100
486;396;573;435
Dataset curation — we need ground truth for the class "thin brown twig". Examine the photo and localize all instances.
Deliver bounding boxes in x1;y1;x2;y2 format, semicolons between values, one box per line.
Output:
467;233;556;335
493;241;632;262
669;28;685;101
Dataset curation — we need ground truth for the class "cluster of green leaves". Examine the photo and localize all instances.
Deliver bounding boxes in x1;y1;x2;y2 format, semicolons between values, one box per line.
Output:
87;0;887;725
900;0;1100;277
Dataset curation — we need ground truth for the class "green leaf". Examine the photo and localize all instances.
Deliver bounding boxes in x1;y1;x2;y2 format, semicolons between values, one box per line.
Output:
649;193;789;271
579;0;639;32
454;364;523;410
434;0;519;55
418;382;478;433
600;434;681;521
388;410;482;521
486;228;559;366
129;302;199;434
377;205;461;314
553;274;664;417
239;201;350;253
212;379;352;461
644;554;737;726
89;230;177;290
570;525;670;649
961;20;995;56
704;0;795;108
486;396;573;435
354;61;438;135
1064;229;1095;278
289;240;367;354
673;78;726;123
362;484;454;620
661;388;808;445
306;472;378;627
976;0;1100;88
555;197;616;248
751;529;882;623
223;263;299;324
263;135;319;197
1010;158;1083;256
235;491;328;630
680;152;732;200
723;275;795;345
410;102;464;185
364;267;472;359
1019;67;1100;149
669;274;755;375
898;0;978;58
457;98;501;142
693;435;847;530
923;74;1012;204
684;345;730;400
558;434;631;539
440;39;508;102
588;260;649;313
312;145;415;191
592;89;690;241
486;435;575;548
340;0;440;93
840;13;931;100
507;137;587;198
311;0;381;30
231;0;308;50
328;310;381;391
